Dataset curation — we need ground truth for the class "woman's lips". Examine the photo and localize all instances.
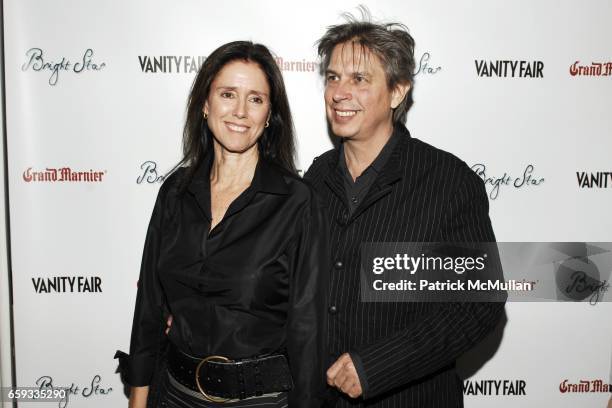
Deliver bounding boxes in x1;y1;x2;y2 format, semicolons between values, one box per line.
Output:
225;122;249;133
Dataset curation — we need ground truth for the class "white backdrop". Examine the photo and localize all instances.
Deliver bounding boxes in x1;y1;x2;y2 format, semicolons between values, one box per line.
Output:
2;0;611;407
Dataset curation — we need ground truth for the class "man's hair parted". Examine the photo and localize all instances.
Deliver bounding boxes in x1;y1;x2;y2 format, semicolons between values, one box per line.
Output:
316;7;416;124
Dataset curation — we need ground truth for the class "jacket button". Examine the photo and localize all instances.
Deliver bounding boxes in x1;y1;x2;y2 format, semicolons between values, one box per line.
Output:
334;260;343;269
337;211;349;225
328;305;338;315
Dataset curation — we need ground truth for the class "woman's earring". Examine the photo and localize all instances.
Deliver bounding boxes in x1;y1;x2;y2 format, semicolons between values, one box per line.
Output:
203;112;208;120
265;120;269;128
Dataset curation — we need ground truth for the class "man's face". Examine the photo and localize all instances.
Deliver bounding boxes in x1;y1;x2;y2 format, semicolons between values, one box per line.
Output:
324;42;400;141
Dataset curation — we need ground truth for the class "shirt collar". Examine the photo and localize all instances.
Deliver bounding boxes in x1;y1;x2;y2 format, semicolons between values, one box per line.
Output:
337;124;403;178
187;152;290;196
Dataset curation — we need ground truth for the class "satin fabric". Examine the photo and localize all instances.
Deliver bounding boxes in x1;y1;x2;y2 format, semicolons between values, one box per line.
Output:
118;154;329;408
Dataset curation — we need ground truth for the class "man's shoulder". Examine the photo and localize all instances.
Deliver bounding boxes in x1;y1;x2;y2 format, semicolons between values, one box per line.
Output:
407;136;476;181
303;147;338;181
409;137;464;167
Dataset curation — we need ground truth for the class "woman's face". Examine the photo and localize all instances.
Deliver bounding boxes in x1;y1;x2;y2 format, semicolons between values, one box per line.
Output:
204;60;271;155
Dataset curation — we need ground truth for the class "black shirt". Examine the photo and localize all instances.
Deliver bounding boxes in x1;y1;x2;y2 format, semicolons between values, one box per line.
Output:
118;154;329;407
338;130;399;215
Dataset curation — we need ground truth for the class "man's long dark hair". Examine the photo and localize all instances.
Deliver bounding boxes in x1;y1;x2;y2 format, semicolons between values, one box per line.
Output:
175;41;296;190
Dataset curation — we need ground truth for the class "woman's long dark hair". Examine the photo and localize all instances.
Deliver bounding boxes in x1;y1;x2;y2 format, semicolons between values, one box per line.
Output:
175;41;296;190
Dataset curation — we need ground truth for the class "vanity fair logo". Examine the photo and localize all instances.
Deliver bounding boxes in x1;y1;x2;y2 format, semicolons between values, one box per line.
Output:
570;61;612;76
475;59;544;78
23;167;106;183
576;171;612;188
559;379;611;393
471;164;545;200
22;48;106;86
32;276;102;293
463;379;526;396
36;374;112;407
138;55;207;73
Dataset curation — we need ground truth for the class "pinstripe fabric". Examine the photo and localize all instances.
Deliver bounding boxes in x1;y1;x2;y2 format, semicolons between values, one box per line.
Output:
304;124;506;408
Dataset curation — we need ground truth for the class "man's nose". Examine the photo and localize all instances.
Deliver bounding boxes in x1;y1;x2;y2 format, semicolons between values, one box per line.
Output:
332;81;353;103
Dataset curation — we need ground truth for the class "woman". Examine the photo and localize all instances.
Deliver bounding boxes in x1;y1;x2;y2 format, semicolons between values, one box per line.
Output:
115;41;328;408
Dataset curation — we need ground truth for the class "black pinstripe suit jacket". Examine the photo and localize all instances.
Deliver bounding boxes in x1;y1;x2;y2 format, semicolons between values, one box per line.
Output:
304;124;506;408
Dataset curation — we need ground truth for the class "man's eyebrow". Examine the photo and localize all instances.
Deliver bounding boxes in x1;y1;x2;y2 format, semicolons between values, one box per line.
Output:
324;68;372;77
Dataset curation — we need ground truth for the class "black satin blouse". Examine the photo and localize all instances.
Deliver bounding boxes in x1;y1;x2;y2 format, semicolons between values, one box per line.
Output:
117;155;329;407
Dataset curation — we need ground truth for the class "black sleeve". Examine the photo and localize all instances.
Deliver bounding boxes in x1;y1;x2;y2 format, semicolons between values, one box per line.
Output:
285;193;330;407
115;184;169;387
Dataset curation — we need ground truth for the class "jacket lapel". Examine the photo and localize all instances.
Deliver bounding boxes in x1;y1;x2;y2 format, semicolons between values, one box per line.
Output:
323;157;349;210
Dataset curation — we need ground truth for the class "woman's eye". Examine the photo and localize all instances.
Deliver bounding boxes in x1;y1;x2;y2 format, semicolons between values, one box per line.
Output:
249;96;263;104
220;92;234;98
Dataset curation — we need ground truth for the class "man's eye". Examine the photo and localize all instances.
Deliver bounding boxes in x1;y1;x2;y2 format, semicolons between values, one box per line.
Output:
326;74;338;82
355;75;366;83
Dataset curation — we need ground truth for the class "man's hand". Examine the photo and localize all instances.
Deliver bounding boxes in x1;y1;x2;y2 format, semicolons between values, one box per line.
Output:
326;353;363;398
164;315;172;335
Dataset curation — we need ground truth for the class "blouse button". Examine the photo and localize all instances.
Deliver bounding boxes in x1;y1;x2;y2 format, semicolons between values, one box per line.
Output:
328;305;338;315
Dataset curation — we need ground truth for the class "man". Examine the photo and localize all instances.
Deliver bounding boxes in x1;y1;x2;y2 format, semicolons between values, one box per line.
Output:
303;15;506;407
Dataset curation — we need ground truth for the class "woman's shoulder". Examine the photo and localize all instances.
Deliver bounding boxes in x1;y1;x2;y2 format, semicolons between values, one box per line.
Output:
152;166;191;209
160;166;187;192
265;161;320;202
263;164;329;223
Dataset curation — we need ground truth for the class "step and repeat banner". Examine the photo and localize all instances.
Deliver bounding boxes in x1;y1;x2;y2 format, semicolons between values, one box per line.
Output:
3;0;611;407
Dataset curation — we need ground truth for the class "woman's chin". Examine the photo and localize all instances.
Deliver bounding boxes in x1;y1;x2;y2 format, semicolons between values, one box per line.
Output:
214;139;259;156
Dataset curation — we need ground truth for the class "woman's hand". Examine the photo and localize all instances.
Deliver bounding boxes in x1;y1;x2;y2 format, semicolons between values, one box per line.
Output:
128;386;149;408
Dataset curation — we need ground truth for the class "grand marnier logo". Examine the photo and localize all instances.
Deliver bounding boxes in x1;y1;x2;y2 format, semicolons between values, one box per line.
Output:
23;167;106;183
559;379;610;393
570;61;612;76
21;48;106;86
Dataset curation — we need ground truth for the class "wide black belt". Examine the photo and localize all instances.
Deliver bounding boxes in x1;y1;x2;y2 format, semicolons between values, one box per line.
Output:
167;343;294;402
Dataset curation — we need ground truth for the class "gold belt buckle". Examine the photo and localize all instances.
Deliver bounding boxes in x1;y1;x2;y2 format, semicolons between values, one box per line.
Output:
195;355;231;403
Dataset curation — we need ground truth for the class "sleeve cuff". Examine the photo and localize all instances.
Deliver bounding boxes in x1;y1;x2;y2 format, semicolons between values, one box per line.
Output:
114;350;155;386
348;351;370;398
